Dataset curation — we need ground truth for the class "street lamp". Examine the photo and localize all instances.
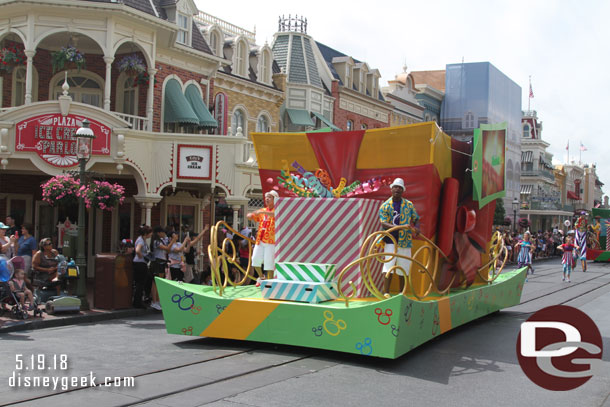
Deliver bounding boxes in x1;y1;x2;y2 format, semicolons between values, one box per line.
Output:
512;197;519;233
75;119;95;310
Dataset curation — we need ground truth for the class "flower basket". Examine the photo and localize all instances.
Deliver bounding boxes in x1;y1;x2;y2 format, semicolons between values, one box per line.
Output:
134;71;158;88
51;46;86;73
41;174;81;207
0;44;26;75
81;181;125;211
117;54;146;78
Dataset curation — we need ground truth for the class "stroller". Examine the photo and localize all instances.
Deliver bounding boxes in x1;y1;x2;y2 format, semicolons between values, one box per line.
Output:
0;257;44;319
33;255;81;314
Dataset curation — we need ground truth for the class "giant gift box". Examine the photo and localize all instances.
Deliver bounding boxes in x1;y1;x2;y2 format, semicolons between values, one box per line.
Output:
275;197;383;297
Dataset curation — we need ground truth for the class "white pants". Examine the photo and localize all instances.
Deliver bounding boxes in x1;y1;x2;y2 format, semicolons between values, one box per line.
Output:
252;243;275;271
382;245;412;275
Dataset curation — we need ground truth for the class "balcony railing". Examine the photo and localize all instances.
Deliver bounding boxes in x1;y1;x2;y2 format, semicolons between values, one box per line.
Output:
114;112;149;131
521;169;555;181
195;11;256;41
522;201;574;212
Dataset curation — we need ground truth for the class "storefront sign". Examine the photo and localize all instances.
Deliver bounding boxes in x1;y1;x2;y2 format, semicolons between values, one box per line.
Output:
15;114;111;167
213;93;228;135
177;145;212;180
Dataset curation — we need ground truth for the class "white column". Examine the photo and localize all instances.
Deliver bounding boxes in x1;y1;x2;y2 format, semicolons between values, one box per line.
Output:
232;205;240;230
24;50;35;105
146;68;157;131
144;202;153;226
103;56;114;111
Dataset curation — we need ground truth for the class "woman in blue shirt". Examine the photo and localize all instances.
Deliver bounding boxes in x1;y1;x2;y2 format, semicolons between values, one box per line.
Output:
16;223;36;277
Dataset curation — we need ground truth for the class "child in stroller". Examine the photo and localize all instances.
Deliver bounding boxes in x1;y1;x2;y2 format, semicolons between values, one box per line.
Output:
0;257;43;319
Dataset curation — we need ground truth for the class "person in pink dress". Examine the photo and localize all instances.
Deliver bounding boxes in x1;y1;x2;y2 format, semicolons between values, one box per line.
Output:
557;235;579;283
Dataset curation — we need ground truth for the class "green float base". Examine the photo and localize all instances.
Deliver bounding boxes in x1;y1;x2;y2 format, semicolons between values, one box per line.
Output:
156;268;527;359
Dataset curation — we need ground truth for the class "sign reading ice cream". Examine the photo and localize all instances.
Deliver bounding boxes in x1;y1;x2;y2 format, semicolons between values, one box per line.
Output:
177;145;212;180
15;114;111;167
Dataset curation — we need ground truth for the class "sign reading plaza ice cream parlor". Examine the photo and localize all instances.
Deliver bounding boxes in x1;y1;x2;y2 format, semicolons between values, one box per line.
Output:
15;114;111;167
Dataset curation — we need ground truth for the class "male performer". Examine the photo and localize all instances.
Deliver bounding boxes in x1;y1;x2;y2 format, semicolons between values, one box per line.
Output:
379;178;420;295
574;212;588;271
247;190;278;285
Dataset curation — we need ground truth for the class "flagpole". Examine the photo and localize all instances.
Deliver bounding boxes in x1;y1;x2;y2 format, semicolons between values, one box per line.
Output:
579;142;582;164
527;75;532;113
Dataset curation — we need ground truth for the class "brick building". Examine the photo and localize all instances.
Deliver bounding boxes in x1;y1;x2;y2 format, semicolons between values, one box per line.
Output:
0;0;264;275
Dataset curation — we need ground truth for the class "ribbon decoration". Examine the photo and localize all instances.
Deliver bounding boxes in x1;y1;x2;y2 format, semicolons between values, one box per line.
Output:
276;160;393;199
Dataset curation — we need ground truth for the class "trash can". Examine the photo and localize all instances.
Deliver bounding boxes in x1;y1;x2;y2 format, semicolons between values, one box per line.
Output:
94;253;133;310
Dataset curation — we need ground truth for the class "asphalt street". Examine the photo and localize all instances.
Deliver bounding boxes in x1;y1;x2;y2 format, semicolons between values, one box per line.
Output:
1;258;609;407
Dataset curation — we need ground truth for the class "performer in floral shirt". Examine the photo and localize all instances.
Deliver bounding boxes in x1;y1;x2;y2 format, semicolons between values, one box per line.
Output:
248;190;279;285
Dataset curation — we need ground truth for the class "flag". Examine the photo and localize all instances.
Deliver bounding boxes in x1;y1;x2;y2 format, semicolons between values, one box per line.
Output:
580;142;587;152
529;83;534;99
566;140;569;151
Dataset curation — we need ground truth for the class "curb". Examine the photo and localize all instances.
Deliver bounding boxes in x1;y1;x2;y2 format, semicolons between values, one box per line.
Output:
0;308;156;334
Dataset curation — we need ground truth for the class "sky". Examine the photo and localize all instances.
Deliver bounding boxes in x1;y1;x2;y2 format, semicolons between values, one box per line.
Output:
195;0;610;191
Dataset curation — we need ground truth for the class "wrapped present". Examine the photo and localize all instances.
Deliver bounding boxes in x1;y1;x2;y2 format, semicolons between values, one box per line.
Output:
260;279;338;304
275;262;336;282
275;197;384;297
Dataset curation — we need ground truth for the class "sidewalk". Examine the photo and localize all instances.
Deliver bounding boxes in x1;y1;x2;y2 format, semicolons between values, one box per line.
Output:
0;279;155;334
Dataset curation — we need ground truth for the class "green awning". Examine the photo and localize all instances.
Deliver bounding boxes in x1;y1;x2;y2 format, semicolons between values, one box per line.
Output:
286;108;315;127
164;79;199;125
312;112;341;131
185;84;218;128
309;127;333;133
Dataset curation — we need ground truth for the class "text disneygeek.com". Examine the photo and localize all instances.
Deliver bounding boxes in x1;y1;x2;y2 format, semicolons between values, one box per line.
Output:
9;371;135;391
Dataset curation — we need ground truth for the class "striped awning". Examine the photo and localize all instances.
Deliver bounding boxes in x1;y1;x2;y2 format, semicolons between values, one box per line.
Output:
164;79;199;125
185;84;217;128
286;108;315;127
521;151;533;163
520;184;533;194
312;112;341;131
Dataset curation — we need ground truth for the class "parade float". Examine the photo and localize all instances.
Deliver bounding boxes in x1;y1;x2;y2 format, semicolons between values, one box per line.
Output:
586;208;610;262
157;122;527;359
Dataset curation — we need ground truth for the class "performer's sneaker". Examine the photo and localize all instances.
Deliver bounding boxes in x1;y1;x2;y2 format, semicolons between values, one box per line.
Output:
255;278;262;288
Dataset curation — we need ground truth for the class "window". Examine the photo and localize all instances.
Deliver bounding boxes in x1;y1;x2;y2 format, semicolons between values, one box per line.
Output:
260;50;270;84
361;123;367;130
116;74;138;116
54;74;102;108
177;13;190;45
464;111;474;128
13;67;26;106
231;109;246;135
12;66;38;106
256;115;269;132
345;66;351;88
167;204;195;235
346;120;353;131
236;41;247;76
523;123;530;138
210;31;218;55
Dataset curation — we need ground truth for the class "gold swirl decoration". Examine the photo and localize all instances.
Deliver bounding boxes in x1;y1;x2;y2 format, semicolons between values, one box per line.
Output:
336;226;507;306
208;220;259;296
208;224;507;302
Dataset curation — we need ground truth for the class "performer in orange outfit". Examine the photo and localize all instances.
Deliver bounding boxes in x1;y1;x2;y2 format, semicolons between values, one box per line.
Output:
247;191;278;285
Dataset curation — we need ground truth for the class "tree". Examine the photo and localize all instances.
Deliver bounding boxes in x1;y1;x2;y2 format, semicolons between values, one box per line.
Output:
494;198;506;225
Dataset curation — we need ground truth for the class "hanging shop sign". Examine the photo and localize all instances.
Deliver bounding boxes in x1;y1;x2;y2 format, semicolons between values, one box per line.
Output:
177;144;212;180
15;114;111;167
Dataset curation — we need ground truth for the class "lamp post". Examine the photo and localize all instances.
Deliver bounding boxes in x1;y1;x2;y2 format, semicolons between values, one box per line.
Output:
512;197;519;234
75;119;95;310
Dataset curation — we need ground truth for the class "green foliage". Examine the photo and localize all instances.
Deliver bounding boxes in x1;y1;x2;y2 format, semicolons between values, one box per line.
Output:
494;197;506;225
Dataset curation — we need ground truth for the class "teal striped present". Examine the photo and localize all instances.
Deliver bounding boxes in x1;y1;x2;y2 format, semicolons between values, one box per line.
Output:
260;279;338;304
275;262;336;282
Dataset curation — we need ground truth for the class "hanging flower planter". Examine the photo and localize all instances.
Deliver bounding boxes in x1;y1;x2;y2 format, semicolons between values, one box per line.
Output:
41;174;81;207
133;71;158;88
117;54;146;78
80;180;125;211
0;44;26;75
51;46;86;73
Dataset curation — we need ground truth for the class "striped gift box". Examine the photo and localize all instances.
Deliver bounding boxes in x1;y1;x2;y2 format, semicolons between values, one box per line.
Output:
275;262;336;282
275;198;383;298
260;279;338;304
